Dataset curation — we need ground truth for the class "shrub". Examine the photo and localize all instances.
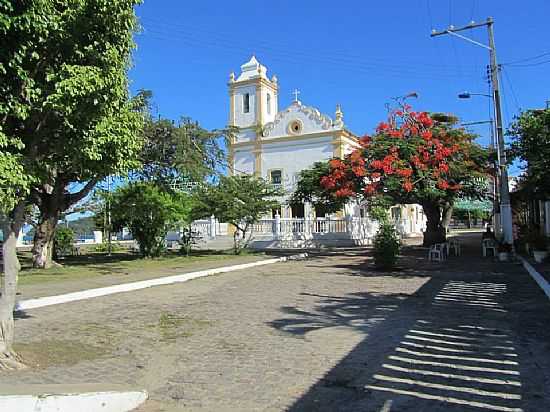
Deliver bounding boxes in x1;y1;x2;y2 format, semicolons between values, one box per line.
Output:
54;227;75;258
373;222;400;270
92;242;123;253
179;227;202;257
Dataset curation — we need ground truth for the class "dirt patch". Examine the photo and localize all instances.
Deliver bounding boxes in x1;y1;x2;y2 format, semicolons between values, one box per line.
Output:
15;339;111;369
150;312;212;342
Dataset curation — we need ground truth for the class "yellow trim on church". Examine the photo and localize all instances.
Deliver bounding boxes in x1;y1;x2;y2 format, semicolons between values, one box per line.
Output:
252;146;262;177
232;130;336;148
228;77;278;93
228;91;235;126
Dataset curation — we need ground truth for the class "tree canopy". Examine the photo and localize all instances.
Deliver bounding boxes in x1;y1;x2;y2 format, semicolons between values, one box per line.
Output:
110;181;193;257
509;108;550;197
0;0;143;367
1;0;145;268
310;105;491;244
137;114;235;189
193;175;281;253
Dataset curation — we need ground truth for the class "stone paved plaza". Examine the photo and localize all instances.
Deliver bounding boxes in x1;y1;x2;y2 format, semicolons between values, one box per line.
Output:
3;233;550;411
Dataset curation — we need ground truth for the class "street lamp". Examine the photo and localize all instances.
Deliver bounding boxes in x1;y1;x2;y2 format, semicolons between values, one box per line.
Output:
458;91;492;99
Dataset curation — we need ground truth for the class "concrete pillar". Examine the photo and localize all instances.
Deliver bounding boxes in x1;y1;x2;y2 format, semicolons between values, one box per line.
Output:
209;215;216;238
274;213;281;239
304;202;312;235
93;231;103;244
545;201;550;237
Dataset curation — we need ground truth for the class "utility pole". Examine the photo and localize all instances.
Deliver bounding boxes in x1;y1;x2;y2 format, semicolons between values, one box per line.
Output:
431;17;514;246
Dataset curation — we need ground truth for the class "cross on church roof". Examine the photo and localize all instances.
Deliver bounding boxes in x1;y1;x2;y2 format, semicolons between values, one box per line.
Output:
292;89;301;102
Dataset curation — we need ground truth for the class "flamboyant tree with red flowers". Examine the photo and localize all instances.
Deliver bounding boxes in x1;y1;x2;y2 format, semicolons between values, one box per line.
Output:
318;106;491;245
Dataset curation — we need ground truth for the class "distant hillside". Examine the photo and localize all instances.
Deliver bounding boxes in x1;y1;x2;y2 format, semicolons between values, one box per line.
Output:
24;215;98;241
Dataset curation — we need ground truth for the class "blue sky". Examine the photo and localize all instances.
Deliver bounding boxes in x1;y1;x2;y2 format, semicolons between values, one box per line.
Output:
130;0;550;176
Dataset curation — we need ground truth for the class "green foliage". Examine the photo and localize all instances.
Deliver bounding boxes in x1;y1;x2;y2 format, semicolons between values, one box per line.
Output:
372;223;400;270
509;108;550;197
178;226;202;257
92;242;123;253
54;227;75;257
452;207;489;222
0;0;144;217
291;161;347;213
109;182;194;257
193;175;281;253
138;116;235;188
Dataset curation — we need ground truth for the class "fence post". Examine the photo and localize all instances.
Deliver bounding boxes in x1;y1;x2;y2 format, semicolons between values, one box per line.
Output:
274;213;281;239
209;215;216;239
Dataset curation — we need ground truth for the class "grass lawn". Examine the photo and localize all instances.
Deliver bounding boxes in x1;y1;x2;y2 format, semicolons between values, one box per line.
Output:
14;248;265;286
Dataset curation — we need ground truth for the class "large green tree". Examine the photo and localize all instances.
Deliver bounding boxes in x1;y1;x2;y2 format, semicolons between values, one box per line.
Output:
193;175;281;253
291;161;346;214
0;0;142;368
109;182;193;257
138;115;234;189
303;106;491;245
509;108;550;197
5;0;145;269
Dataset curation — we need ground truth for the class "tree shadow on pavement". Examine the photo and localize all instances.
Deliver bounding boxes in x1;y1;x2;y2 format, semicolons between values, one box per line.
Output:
269;235;550;411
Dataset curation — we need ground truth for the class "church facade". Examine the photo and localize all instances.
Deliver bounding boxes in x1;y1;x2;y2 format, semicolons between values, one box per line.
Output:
227;56;360;218
226;56;426;245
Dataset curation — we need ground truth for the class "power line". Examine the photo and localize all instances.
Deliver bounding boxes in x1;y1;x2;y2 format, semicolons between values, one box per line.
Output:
143;28;477;82
501;67;520;112
502;51;550;65
139;17;479;80
505;59;550;68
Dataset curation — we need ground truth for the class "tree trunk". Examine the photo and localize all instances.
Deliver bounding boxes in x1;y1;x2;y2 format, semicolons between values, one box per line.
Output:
31;178;99;269
422;201;446;246
0;202;27;370
442;202;454;232
31;212;58;269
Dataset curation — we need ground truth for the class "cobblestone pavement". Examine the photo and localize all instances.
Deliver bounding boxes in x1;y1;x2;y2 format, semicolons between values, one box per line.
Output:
2;233;550;411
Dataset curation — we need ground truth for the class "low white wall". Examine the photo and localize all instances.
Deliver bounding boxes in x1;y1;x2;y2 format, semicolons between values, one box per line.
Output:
0;385;147;412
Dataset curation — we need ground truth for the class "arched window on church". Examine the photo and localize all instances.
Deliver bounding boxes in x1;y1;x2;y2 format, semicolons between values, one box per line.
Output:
243;93;250;113
267;93;271;115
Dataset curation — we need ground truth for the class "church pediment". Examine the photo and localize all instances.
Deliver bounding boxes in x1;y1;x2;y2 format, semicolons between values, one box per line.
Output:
262;101;344;138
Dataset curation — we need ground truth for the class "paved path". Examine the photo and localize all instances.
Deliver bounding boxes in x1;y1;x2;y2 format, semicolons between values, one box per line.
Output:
2;233;549;411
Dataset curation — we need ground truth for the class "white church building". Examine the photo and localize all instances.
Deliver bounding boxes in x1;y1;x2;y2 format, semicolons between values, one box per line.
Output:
216;56;426;248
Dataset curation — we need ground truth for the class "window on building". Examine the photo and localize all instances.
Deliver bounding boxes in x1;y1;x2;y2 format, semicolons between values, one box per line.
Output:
267;93;271;115
243;93;250;113
269;169;282;185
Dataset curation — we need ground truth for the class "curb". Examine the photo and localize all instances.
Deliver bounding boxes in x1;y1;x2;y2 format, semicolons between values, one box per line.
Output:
0;386;147;412
16;253;308;312
518;255;550;300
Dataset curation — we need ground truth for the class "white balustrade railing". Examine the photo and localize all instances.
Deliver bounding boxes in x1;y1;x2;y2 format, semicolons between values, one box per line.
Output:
192;216;379;242
191;220;211;237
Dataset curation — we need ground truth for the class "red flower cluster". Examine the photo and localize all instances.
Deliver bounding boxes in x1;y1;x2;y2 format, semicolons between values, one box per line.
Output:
319;106;470;199
402;181;413;192
320;175;336;189
396;168;413;178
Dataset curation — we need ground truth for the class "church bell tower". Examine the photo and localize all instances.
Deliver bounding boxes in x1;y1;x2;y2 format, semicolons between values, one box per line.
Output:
228;56;278;134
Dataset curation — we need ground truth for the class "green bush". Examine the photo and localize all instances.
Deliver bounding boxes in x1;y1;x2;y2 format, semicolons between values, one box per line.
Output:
373;223;400;270
54;227;75;258
92;242;123;253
